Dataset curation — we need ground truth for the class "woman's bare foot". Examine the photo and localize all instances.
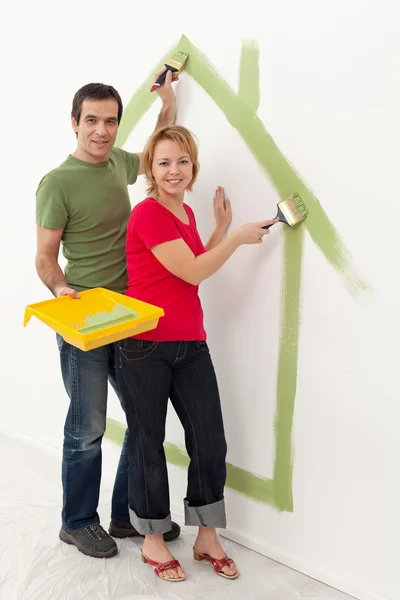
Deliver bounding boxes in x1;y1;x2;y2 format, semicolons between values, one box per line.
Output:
194;527;238;577
142;535;186;580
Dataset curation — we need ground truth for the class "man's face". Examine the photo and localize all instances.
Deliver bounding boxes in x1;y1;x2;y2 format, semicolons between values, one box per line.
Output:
72;98;119;163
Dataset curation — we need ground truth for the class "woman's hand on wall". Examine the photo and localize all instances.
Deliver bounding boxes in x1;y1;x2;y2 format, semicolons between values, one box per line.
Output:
213;186;232;232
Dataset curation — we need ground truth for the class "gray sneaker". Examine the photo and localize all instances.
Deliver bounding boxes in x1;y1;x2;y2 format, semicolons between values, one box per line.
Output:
59;524;118;558
109;519;181;542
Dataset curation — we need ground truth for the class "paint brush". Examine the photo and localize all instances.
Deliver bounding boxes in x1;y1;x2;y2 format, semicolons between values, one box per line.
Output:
150;51;189;92
263;193;308;229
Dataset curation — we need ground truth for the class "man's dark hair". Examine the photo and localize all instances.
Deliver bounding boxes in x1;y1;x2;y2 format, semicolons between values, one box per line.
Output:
71;83;123;125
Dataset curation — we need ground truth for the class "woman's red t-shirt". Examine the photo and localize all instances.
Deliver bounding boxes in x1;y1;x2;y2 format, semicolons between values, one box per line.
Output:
125;197;207;341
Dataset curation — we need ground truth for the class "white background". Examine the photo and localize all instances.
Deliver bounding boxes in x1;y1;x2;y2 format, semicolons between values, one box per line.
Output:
1;1;399;599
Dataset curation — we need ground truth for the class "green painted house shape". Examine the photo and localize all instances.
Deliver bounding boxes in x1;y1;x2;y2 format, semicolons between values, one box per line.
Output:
105;35;370;512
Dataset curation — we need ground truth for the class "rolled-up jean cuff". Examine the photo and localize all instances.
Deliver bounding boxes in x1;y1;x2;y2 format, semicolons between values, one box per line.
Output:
184;498;226;528
129;508;172;535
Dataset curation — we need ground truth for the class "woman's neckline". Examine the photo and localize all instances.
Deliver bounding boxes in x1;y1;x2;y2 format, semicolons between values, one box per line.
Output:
149;197;190;226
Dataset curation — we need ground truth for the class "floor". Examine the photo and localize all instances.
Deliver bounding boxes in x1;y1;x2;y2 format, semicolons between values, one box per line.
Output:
0;430;355;600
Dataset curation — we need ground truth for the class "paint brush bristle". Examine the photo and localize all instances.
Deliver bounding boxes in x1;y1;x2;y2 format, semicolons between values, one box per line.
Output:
278;193;308;227
166;51;189;71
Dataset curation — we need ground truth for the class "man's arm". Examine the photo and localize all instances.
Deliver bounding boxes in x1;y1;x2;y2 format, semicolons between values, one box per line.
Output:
35;225;79;298
136;70;177;176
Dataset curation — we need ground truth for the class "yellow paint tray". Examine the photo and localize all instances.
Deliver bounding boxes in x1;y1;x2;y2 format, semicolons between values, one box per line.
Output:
24;288;164;351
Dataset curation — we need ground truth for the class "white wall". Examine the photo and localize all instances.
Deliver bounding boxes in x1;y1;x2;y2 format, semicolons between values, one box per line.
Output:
2;1;399;599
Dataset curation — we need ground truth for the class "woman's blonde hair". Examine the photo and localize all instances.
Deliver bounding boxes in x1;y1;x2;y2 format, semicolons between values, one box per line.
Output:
143;125;200;197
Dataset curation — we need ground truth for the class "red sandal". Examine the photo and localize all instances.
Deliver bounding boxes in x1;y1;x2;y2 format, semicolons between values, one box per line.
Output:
141;550;187;582
193;547;239;579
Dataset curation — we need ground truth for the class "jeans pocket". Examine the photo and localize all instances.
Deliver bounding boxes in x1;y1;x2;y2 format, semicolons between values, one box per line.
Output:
196;340;209;353
119;338;159;361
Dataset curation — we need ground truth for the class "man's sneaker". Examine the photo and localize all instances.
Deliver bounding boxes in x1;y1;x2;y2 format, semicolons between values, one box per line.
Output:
109;519;181;542
59;524;118;558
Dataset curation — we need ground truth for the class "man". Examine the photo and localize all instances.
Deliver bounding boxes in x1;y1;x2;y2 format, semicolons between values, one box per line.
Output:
35;70;181;559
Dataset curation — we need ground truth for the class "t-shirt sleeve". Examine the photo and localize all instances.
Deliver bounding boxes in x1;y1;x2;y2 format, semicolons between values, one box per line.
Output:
36;173;69;229
133;202;182;249
120;149;140;185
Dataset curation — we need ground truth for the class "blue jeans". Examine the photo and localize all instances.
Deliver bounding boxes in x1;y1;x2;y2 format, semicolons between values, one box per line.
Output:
57;335;130;530
116;339;227;535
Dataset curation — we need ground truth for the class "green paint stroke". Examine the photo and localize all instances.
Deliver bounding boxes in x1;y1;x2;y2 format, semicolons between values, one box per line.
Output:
176;34;370;298
273;225;304;510
110;35;371;512
238;40;260;112
106;418;274;505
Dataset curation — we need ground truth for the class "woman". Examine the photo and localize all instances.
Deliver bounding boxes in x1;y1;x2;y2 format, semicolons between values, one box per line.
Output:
117;125;276;582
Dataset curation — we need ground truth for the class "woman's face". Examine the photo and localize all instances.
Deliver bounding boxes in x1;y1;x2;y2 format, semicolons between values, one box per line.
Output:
152;139;193;198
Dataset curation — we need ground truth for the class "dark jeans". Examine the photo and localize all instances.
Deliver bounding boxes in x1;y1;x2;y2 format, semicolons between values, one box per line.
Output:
56;335;130;530
116;339;227;535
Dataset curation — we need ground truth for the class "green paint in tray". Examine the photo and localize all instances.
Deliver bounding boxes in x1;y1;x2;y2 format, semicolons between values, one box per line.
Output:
78;304;140;334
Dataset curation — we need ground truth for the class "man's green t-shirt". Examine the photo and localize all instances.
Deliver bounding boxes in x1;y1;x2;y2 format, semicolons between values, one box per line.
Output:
36;148;140;293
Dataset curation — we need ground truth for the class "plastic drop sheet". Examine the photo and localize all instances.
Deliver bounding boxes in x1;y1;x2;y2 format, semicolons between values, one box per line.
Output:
0;430;353;600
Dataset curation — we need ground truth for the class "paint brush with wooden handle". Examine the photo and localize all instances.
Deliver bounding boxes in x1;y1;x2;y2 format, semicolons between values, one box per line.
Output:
263;193;308;229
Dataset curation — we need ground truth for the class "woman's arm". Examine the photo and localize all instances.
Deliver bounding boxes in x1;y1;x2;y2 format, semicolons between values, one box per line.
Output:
151;219;276;286
205;226;227;251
